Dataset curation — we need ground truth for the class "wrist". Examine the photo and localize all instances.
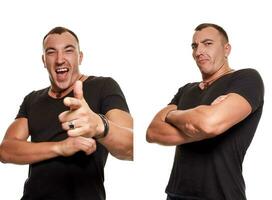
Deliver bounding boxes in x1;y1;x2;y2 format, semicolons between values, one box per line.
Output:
94;114;109;139
95;114;104;136
165;110;175;123
52;142;63;156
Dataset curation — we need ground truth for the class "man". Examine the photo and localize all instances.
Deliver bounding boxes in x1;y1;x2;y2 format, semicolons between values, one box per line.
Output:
146;23;264;200
0;27;133;200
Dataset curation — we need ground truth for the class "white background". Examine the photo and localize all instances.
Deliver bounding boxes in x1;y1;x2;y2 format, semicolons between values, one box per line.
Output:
0;0;271;199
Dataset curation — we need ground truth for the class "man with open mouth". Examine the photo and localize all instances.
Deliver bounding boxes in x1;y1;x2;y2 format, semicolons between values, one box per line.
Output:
0;26;133;200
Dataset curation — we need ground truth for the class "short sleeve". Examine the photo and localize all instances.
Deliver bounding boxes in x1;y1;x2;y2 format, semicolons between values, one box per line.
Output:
100;77;129;115
168;83;191;105
169;88;183;105
16;91;35;119
227;68;264;113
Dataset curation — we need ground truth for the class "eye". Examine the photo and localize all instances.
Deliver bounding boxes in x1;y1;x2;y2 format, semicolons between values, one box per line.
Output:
65;48;75;53
204;42;213;46
46;50;56;55
191;44;197;50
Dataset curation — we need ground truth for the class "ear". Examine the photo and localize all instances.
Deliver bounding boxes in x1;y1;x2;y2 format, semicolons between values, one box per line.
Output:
224;43;231;58
42;55;46;68
79;51;83;65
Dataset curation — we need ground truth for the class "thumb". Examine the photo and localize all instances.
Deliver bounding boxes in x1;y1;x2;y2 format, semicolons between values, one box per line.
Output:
73;80;83;100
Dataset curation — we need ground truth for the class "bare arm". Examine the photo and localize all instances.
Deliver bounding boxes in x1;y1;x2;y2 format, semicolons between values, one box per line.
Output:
0;118;96;165
147;93;252;145
97;109;133;160
146;105;195;145
166;93;252;140
58;81;133;161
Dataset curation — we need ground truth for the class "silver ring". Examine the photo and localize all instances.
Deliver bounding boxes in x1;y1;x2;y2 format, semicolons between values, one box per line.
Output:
68;121;75;129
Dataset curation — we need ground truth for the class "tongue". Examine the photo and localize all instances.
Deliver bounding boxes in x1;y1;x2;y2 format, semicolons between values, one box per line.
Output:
56;72;68;81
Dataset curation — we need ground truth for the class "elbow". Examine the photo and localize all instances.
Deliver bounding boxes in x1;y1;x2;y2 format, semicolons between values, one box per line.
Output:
125;147;133;161
121;133;134;161
198;118;221;138
146;126;156;143
192;106;222;138
112;146;133;161
121;144;133;161
111;138;133;161
0;144;3;163
0;143;8;164
199;125;216;138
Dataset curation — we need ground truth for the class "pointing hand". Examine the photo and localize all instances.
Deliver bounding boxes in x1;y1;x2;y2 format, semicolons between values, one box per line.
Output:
58;81;104;138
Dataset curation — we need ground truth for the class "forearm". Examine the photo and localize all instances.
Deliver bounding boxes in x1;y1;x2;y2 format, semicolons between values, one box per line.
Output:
0;139;59;165
151;93;252;144
147;120;193;146
166;105;216;139
98;120;133;160
146;105;195;146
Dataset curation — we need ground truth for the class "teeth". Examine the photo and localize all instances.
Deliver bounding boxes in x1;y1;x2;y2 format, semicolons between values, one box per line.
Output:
56;68;69;73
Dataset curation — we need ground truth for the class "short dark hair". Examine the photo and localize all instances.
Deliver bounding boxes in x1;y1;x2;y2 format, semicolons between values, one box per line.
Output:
194;23;229;43
43;26;80;47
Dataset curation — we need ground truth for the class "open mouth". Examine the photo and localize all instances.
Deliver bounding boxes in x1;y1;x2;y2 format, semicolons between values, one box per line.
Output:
55;67;69;81
56;67;69;74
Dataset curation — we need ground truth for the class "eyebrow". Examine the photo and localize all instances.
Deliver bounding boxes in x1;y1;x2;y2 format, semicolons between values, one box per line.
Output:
64;44;76;49
45;44;76;53
201;39;214;43
191;39;214;48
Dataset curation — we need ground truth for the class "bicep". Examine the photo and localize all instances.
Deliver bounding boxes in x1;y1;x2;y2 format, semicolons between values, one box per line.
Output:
4;118;29;141
208;93;252;134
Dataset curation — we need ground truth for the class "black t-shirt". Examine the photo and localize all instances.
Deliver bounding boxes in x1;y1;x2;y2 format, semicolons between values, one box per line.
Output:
166;69;264;200
17;76;129;200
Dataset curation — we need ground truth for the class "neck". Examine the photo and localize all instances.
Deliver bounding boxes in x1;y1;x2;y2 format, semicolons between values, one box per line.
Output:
49;74;85;98
203;61;229;81
199;63;234;90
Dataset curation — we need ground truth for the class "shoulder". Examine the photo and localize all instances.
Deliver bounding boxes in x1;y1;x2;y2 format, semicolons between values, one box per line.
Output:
230;68;264;89
18;87;49;115
170;82;197;105
228;68;264;111
83;76;124;96
233;68;262;80
236;68;259;73
178;82;199;93
172;82;199;97
84;76;118;87
23;87;49;102
85;76;116;83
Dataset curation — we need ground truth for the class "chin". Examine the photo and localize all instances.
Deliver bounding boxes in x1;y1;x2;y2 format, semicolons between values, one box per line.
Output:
53;80;70;91
59;83;71;90
51;73;75;91
198;65;212;73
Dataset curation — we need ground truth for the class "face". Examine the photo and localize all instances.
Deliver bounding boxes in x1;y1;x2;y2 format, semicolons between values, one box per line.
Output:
42;32;83;92
192;27;231;77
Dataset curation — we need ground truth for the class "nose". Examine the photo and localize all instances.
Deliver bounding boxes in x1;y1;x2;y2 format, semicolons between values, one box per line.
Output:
194;44;205;57
56;51;65;65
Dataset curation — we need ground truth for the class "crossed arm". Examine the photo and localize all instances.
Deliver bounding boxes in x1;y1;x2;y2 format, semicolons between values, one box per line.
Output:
146;93;252;146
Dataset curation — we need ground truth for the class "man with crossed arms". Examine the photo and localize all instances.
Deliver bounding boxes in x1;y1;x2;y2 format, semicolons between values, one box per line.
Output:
146;23;264;200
